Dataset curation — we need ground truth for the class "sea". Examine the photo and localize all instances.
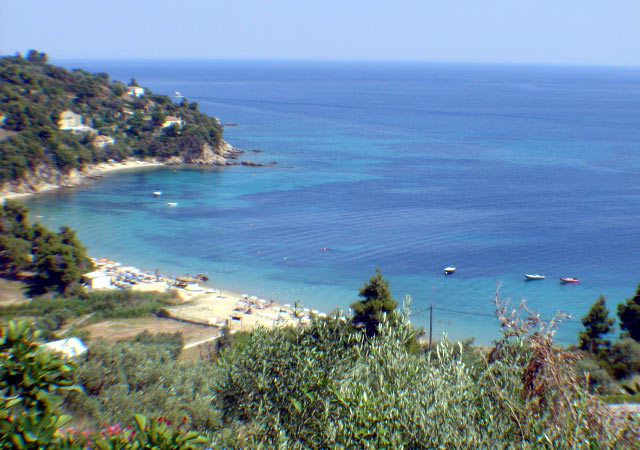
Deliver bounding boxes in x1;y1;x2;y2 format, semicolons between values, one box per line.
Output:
22;60;640;345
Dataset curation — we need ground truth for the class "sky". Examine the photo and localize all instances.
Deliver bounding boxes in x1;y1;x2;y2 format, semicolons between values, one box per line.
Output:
2;0;640;66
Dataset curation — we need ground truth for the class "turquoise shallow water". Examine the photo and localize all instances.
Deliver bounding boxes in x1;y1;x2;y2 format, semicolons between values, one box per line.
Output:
22;60;640;344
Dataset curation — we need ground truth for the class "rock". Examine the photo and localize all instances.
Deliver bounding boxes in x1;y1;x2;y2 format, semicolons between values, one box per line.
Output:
240;161;267;167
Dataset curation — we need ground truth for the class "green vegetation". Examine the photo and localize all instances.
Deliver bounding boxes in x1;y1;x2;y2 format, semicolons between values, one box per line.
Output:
0;289;180;340
3;281;640;448
0;50;224;186
578;295;614;354
350;267;398;336
618;283;640;341
575;286;640;403
0;200;91;294
0;320;207;449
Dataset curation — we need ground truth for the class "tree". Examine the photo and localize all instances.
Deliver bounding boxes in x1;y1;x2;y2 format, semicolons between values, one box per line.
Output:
351;268;398;336
618;284;640;341
0;235;32;275
127;78;139;87
32;227;92;294
578;295;614;354
26;49;48;64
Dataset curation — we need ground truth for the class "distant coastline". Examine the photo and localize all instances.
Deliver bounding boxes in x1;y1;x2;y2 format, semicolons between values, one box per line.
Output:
0;142;273;201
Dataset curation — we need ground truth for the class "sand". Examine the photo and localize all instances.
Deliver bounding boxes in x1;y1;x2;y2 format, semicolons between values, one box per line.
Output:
125;275;301;332
0;159;165;201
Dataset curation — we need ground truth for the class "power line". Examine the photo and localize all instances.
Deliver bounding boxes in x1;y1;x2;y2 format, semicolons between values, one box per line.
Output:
410;304;583;324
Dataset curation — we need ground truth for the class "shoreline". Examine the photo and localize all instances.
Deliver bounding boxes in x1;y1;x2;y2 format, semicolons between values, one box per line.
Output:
0;159;165;202
90;257;330;332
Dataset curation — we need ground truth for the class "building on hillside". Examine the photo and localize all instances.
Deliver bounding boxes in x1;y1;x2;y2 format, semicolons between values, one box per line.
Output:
44;338;88;359
82;270;112;289
92;135;115;148
58;110;94;134
128;86;145;97
162;116;184;128
58;110;83;129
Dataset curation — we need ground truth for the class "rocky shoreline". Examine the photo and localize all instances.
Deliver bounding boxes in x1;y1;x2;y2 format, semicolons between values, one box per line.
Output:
0;140;274;201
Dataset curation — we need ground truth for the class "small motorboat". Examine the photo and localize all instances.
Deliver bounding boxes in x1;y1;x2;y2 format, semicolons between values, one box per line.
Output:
153;191;162;197
524;274;545;281
166;202;178;207
560;277;579;283
444;266;456;275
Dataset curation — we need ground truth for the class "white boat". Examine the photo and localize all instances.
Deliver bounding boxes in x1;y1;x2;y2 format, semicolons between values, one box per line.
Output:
444;266;456;275
173;91;183;97
524;274;545;280
153;191;162;197
166;202;178;207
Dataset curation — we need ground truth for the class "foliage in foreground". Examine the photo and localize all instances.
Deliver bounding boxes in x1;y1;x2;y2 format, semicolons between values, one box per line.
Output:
0;320;207;449
4;298;640;449
215;300;640;449
64;332;222;433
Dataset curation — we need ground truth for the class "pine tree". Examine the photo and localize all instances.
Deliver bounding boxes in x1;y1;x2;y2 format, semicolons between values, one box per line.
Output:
578;295;614;354
618;284;640;341
351;268;398;336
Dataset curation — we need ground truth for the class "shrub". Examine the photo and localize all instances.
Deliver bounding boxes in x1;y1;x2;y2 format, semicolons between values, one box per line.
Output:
608;338;640;379
65;336;222;434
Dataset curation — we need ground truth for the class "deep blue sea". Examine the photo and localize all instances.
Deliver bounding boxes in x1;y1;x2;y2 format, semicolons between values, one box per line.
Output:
22;60;640;344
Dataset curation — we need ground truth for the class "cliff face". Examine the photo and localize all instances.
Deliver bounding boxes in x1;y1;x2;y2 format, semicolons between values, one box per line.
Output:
0;139;271;199
164;141;241;165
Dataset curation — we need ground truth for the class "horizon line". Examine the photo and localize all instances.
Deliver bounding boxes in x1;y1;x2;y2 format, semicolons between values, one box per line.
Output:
3;52;639;70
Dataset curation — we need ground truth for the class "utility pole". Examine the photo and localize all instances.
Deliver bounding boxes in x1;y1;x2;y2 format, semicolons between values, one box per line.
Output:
429;303;433;352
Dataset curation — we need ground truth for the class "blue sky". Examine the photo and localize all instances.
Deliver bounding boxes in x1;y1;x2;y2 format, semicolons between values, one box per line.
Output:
2;0;639;65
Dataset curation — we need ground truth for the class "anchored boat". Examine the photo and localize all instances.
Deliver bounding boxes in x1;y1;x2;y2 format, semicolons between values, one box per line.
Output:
560;277;579;283
524;274;545;281
444;266;456;275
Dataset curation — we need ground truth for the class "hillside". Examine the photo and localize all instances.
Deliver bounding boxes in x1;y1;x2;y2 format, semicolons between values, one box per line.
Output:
0;50;253;194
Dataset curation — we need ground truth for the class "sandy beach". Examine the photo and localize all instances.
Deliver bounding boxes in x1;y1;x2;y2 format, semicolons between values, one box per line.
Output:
0;159;165;201
90;258;323;333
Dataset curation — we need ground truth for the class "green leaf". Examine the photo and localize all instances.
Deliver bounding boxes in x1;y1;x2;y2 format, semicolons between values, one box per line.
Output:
133;413;147;432
289;396;302;412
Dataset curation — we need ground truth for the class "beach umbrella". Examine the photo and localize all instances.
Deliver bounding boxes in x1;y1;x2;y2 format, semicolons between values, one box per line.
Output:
241;294;249;298
318;312;327;318
257;298;266;303
249;295;258;301
284;303;291;308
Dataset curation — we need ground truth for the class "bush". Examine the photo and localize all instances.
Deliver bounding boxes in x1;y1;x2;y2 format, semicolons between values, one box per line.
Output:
575;354;618;395
65;335;221;434
608;338;640;379
216;305;640;449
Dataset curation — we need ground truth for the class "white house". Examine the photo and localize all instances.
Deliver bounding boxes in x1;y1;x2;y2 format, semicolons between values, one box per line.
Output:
58;110;94;134
58;110;83;129
82;270;112;289
44;338;88;359
92;135;115;148
162;116;184;128
128;86;145;97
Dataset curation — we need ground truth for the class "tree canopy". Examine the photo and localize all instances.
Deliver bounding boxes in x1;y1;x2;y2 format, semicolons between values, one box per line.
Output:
351;268;398;335
618;283;640;341
578;295;614;354
0;200;91;294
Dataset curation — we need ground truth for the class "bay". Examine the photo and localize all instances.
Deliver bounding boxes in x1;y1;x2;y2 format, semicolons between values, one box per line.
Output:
23;60;640;344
